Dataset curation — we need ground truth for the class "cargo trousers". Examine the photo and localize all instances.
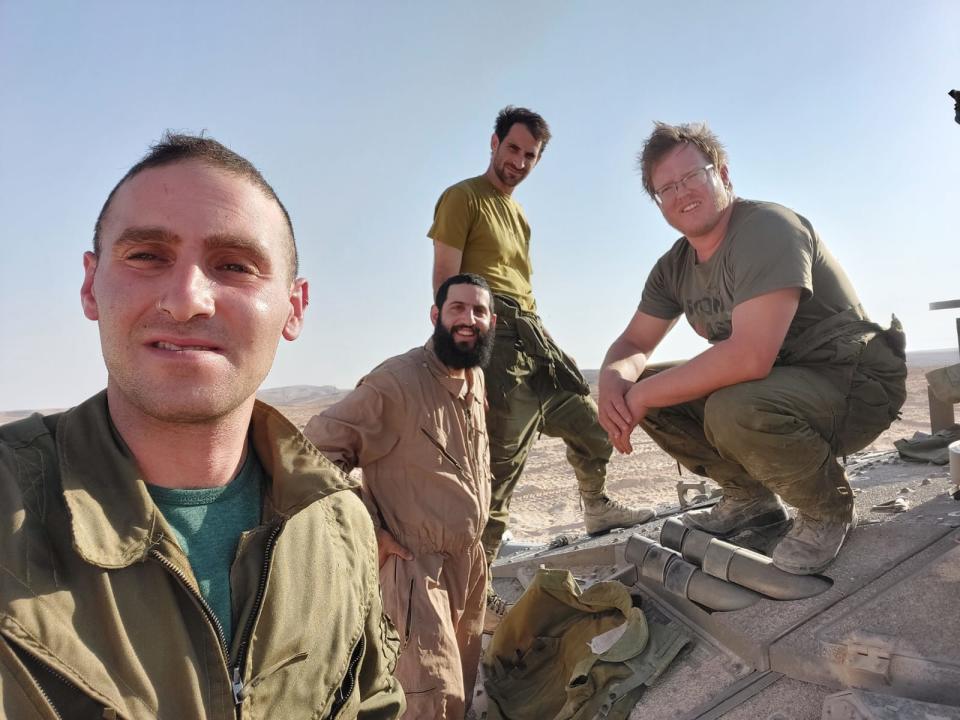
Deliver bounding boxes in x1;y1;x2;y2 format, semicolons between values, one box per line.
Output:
481;296;613;563
638;315;907;523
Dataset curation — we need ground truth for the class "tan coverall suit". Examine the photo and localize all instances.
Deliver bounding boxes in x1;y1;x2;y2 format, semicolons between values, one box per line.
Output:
305;342;491;719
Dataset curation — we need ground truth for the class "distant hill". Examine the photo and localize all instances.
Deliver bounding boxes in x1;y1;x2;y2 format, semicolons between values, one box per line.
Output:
581;348;959;380
3;348;958;423
256;385;346;406
0;408;64;426
905;348;959;369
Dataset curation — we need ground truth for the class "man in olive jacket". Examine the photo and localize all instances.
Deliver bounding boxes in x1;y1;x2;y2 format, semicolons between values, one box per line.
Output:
0;134;404;719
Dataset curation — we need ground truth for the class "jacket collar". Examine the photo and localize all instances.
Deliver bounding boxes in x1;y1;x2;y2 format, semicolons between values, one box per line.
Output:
58;391;357;569
422;339;479;404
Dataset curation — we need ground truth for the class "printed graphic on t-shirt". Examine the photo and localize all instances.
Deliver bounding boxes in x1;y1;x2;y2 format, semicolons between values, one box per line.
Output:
685;295;730;342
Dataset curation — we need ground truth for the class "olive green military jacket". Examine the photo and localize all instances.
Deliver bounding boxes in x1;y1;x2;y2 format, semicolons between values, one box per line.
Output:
0;392;404;720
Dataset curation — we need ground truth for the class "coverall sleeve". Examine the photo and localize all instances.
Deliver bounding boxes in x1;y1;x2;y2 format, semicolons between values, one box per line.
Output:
303;369;405;474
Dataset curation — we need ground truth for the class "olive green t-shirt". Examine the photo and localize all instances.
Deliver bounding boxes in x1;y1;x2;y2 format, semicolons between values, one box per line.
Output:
147;449;264;642
639;199;863;349
428;175;537;311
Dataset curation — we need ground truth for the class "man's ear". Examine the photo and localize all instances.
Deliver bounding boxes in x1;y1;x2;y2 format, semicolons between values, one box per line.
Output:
80;251;99;320
430;304;439;328
490;132;500;154
489;313;497;332
719;163;732;190
282;278;309;341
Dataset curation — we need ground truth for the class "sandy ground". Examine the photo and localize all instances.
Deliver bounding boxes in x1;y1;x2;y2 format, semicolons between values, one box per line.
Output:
1;356;953;546
260;355;951;547
495;361;941;545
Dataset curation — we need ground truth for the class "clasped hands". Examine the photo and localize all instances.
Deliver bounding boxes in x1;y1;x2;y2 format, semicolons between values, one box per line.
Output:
598;371;649;455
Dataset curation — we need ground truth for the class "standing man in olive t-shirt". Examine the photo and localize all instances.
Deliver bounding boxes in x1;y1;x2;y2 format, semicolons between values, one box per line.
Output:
430;107;654;617
599;122;906;575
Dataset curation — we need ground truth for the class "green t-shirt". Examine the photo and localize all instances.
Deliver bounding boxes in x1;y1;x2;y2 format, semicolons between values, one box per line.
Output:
147;449;264;642
639;199;862;350
428;175;537;311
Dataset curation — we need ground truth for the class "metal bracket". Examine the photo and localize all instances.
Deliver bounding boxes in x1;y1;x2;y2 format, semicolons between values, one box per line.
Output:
677;479;723;509
845;640;892;684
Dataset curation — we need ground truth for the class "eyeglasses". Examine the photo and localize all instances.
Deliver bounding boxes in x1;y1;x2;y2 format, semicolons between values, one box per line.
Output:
654;164;715;205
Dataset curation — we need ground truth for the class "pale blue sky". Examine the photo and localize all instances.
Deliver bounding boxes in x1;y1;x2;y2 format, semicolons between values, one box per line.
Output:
1;1;958;410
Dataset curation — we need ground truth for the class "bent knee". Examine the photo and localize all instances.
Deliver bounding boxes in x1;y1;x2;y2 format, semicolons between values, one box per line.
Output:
704;386;803;441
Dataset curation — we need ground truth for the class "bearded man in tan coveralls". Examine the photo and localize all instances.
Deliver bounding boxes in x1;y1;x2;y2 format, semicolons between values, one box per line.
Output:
305;273;496;719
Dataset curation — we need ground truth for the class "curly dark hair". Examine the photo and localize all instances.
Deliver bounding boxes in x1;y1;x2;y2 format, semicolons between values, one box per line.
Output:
434;272;492;310
494;106;551;155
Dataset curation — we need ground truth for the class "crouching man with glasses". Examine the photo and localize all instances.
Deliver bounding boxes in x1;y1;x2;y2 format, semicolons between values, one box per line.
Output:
598;121;907;575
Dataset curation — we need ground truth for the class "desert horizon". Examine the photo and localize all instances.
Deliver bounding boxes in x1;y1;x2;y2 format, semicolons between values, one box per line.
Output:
2;347;956;547
2;347;956;421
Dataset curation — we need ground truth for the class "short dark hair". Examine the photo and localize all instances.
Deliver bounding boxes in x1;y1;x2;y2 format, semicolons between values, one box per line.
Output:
637;122;729;200
93;132;299;279
435;273;492;310
494;106;551;156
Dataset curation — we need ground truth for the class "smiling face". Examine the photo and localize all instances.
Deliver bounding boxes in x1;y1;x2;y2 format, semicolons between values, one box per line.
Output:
650;143;732;240
81;160;307;424
430;282;496;371
488;123;542;193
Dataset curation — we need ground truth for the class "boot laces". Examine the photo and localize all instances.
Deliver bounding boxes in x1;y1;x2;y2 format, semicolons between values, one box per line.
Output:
602;496;631;512
486;589;507;616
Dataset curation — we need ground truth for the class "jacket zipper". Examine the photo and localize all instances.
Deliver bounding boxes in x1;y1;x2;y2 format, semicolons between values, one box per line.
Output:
148;549;231;657
2;631;83;720
19;652;67;719
326;635;365;720
231;521;285;713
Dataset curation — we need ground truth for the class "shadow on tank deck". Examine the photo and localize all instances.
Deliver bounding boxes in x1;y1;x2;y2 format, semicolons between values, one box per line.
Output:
484;454;960;719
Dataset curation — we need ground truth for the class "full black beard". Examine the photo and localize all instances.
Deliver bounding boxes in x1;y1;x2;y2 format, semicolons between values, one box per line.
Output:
432;321;495;370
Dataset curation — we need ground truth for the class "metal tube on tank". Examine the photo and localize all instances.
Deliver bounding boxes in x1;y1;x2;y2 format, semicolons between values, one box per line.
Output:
660;518;831;600
625;534;761;611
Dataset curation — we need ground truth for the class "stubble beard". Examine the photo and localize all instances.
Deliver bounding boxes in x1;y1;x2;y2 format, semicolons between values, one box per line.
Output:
675;187;733;239
101;334;264;427
493;159;525;189
107;369;255;426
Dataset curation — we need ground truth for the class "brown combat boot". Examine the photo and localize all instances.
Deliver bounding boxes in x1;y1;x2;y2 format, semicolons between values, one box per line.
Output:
772;510;857;575
583;495;656;536
681;492;788;536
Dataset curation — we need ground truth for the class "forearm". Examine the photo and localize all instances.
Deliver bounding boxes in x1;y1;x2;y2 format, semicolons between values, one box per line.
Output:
601;335;651;383
431;264;448;296
432;241;463;295
632;339;772;409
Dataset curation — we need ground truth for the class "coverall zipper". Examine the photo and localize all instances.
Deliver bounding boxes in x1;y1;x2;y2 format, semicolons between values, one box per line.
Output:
420;428;467;473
